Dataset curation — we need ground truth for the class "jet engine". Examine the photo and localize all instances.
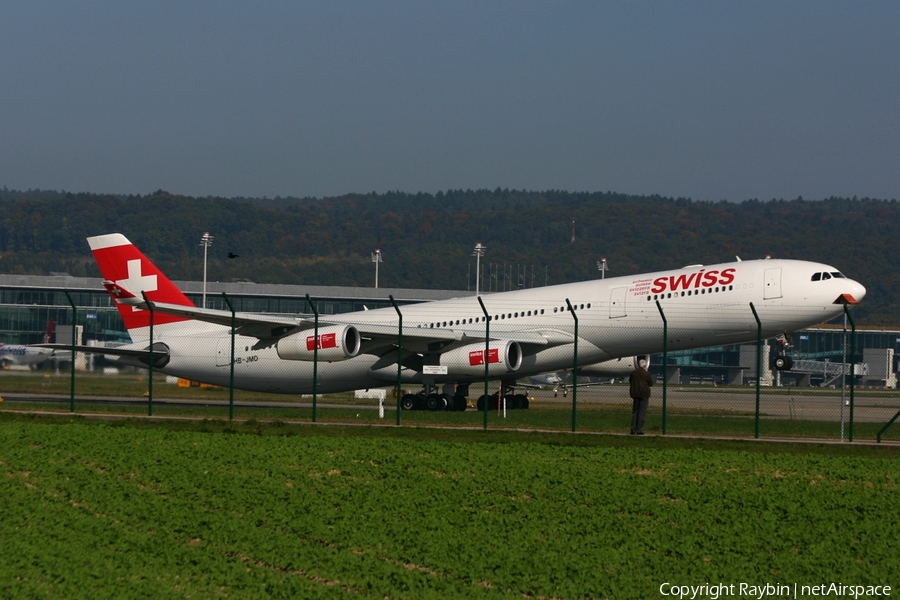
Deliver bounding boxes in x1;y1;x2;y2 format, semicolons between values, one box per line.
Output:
438;340;523;376
579;356;641;377
276;325;361;361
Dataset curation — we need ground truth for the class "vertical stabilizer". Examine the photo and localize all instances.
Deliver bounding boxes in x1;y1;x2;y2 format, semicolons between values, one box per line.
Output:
42;319;54;344
88;233;193;333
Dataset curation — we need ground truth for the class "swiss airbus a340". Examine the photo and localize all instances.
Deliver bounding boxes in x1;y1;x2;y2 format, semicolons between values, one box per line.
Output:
55;233;865;410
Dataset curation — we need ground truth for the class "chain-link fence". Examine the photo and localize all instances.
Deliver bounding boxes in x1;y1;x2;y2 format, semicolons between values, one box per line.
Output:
3;293;899;443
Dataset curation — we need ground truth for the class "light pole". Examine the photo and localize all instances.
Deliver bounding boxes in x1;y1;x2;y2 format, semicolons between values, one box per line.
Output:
597;258;608;279
200;231;213;308
472;242;486;296
371;249;382;288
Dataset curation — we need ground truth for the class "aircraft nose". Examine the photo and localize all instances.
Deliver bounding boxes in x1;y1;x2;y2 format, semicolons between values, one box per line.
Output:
842;280;866;305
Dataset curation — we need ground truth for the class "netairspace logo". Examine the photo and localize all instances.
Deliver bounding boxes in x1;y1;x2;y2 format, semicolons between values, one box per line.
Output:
659;582;892;600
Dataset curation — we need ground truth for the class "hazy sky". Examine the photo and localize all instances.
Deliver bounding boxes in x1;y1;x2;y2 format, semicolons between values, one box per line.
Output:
2;2;897;201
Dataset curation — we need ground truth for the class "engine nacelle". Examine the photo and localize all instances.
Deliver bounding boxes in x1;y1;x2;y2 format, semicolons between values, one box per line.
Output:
438;341;523;376
276;325;361;362
579;356;641;377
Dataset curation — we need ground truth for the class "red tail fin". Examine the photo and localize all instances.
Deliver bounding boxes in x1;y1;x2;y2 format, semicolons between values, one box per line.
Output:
43;319;54;344
88;233;193;331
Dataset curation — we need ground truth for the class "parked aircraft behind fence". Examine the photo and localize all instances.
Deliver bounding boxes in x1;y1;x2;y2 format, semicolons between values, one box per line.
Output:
1;320;54;369
44;234;865;410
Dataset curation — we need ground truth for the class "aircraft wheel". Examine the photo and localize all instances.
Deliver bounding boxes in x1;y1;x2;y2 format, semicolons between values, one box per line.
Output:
453;396;467;411
439;393;452;411
519;395;530;409
426;394;443;411
514;394;528;409
400;394;417;410
505;394;521;410
476;395;490;411
774;355;794;371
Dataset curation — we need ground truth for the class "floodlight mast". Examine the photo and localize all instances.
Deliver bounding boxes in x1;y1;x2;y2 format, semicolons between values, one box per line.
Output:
597;258;608;279
200;232;214;308
472;242;486;296
371;249;382;288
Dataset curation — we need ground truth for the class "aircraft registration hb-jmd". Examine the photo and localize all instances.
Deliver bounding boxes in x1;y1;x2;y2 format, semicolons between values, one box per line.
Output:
48;233;865;411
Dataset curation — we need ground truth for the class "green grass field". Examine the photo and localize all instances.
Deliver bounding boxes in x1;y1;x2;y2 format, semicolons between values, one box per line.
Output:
1;413;898;599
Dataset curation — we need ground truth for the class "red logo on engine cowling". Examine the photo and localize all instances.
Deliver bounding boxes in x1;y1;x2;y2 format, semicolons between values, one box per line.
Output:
651;267;736;294
469;348;500;366
307;332;337;351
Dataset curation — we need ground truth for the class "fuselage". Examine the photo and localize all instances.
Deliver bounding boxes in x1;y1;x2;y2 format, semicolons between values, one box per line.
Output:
117;257;865;394
0;343;53;368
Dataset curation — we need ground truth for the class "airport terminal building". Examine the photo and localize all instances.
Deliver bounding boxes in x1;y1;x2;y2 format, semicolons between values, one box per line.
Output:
0;273;471;346
2;273;897;387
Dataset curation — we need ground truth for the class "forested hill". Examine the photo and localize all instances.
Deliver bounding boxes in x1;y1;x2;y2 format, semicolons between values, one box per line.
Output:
0;188;896;326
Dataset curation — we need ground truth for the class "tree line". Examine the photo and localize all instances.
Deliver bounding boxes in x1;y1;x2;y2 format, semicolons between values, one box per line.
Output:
0;187;896;325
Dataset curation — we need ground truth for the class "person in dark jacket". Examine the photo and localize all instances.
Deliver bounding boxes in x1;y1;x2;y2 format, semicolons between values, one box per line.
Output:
628;359;653;435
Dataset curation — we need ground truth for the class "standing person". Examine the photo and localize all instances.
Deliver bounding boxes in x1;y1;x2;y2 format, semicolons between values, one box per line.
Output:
629;358;653;435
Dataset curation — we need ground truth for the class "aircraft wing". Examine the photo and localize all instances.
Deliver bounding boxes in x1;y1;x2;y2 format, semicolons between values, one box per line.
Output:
35;343;169;367
146;301;573;354
150;301;306;340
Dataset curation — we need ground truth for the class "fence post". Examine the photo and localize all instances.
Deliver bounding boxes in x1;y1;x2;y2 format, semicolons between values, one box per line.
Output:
749;302;762;439
655;300;668;434
64;291;77;413
877;410;900;443
305;294;318;422
222;293;236;421
844;304;856;442
389;295;403;426
141;292;154;416
477;297;490;430
565;299;578;432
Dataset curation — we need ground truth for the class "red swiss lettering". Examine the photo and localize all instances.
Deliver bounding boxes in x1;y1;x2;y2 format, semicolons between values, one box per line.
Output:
648;267;737;294
306;333;337;351
469;348;500;366
669;272;697;291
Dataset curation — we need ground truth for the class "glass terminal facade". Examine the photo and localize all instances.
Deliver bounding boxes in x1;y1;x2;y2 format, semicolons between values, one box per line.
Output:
0;275;462;346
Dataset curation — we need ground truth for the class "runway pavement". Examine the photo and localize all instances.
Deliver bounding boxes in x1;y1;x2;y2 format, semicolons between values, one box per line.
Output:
3;385;899;423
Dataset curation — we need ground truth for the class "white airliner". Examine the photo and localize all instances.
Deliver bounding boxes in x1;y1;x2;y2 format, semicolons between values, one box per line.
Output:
53;233;865;410
1;320;54;369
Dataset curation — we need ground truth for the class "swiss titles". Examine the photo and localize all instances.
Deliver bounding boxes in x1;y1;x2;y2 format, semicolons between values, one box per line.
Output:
651;268;735;294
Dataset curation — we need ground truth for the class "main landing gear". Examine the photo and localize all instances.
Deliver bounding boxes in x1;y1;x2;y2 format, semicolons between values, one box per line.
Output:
399;386;468;411
398;383;532;411
475;392;530;411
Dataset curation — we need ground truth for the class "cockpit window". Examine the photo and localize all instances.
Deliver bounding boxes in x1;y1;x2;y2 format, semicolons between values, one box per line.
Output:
822;272;832;280
811;273;821;281
831;272;845;278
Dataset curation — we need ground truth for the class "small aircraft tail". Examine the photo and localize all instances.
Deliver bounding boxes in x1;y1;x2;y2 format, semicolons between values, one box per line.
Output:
42;319;54;344
88;233;193;334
